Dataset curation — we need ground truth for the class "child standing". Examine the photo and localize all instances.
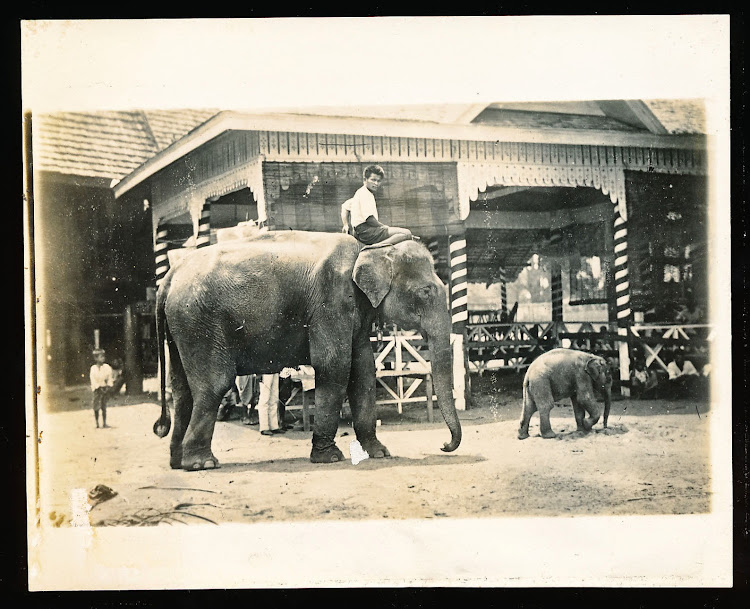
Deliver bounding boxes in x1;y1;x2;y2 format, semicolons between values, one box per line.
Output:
90;349;113;428
348;165;414;248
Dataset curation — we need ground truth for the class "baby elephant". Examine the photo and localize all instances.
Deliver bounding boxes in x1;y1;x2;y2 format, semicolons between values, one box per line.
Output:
518;348;612;440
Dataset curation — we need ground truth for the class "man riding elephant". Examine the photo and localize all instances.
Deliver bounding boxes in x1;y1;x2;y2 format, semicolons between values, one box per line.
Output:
153;230;462;470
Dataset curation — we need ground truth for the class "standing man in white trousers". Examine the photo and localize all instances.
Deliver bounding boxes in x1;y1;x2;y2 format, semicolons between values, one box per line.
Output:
258;373;284;436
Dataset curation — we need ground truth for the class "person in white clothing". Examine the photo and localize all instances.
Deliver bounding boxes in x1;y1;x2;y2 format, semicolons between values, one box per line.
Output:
348;165;413;248
89;349;113;428
666;351;700;399
257;373;284;436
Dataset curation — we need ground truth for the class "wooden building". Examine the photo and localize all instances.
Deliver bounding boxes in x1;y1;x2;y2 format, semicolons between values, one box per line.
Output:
32;110;215;388
112;101;710;403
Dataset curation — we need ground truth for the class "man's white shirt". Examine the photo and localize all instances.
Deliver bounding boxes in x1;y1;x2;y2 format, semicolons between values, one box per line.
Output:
349;185;379;227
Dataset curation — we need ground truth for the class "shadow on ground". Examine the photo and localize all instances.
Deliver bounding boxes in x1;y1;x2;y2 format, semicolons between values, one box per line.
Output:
218;452;487;473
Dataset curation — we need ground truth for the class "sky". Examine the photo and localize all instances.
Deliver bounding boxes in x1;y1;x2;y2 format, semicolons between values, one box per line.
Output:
21;16;730;130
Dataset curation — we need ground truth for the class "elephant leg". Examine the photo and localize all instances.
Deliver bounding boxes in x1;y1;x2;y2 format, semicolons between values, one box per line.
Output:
579;395;602;431
518;385;537;440
308;328;350;464
180;355;235;471
309;376;347;463
571;396;587;432
167;343;193;469
531;383;557;439
348;334;390;458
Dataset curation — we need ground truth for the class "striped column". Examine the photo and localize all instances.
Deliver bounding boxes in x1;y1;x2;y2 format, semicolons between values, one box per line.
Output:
613;207;632;325
613;201;632;394
449;235;469;330
196;201;212;248
449;234;469;411
154;224;172;287
550;263;564;322
500;281;508;318
548;227;564;327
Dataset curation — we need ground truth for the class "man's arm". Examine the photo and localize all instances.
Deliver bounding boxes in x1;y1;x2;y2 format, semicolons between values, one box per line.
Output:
340;204;350;231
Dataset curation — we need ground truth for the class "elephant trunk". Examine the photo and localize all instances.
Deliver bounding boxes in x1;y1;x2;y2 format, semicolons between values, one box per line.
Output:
425;330;462;452
603;391;611;429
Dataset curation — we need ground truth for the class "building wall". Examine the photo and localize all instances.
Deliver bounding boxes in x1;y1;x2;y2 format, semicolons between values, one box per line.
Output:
35;172;154;386
264;161;463;237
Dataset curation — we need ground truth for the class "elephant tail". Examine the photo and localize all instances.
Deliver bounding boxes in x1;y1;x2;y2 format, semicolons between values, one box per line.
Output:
153;281;172;438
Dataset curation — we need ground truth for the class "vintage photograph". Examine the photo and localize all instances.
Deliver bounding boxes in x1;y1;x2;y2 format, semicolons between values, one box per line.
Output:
22;17;733;589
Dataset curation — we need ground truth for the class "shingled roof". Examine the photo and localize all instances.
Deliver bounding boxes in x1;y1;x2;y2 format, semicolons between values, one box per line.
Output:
33;109;217;180
36;100;703;184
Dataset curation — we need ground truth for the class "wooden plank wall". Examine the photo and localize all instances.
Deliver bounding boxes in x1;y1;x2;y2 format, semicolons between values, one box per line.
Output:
264;161;463;237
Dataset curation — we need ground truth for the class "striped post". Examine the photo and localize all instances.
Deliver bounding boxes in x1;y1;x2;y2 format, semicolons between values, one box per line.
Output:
613;202;632;395
196;201;211;248
500;281;508;318
550;263;564;322
154;224;171;287
449;234;469;410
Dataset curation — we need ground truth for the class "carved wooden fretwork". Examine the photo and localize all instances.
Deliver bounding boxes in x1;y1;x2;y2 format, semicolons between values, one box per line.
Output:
457;163;629;220
455;146;707;222
153;157;267;226
150;129;706;227
256;131;706;170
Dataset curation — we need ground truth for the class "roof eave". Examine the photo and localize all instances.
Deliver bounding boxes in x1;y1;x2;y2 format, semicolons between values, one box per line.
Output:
113;110;708;199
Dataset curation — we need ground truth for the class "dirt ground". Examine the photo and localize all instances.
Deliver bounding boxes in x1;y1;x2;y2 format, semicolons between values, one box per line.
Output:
30;370;717;530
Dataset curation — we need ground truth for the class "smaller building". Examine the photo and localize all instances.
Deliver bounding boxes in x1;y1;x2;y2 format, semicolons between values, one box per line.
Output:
32;109;215;388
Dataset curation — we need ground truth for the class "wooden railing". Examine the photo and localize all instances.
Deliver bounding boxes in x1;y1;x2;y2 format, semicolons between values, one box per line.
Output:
287;322;713;425
466;321;557;372
465;320;714;373
370;332;435;418
627;324;714;373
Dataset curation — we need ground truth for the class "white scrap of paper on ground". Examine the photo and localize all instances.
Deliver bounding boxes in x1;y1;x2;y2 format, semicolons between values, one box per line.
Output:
349;440;369;465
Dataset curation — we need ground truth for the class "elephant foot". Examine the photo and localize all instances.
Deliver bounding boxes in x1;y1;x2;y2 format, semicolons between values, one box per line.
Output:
540;430;558;439
181;453;220;471
518;430;530;440
169;448;183;470
310;444;345;463
358;438;391;459
582;419;600;431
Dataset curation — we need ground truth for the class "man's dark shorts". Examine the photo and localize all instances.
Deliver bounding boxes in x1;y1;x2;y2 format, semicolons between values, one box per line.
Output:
354;223;390;245
92;387;109;411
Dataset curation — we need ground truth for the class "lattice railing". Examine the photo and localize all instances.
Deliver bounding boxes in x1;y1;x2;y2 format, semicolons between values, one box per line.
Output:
628;324;714;372
466;321;557;372
465;320;713;373
370;332;434;414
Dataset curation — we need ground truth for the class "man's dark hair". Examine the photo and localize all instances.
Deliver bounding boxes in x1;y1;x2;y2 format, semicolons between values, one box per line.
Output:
363;164;385;180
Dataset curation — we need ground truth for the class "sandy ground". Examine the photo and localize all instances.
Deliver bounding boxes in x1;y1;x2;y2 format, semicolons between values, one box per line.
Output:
31;372;715;529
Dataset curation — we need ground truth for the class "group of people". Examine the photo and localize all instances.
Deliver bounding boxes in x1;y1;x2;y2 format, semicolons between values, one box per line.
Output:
218;370;313;436
629;349;710;400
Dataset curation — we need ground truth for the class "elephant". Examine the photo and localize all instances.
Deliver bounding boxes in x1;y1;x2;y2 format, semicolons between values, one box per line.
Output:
153;230;462;470
518;348;612;440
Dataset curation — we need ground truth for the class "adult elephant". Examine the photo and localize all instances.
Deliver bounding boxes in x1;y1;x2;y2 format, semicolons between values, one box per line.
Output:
153;231;462;470
518;348;612;440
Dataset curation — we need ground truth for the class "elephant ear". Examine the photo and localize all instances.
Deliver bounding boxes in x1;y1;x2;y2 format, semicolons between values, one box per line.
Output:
353;247;394;308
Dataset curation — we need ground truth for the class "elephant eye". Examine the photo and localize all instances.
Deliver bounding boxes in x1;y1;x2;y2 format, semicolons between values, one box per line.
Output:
415;285;435;303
